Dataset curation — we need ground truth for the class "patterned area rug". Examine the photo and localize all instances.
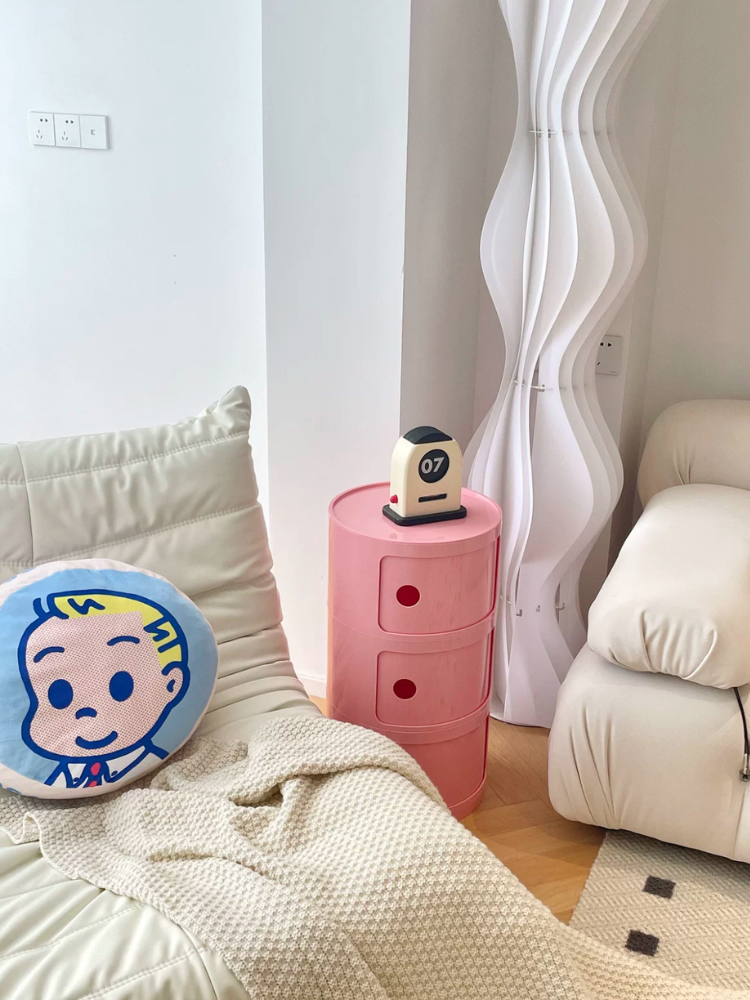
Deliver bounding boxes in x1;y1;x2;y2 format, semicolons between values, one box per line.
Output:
571;831;750;990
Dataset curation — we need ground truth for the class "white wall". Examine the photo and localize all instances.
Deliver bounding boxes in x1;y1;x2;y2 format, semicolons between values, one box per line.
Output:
399;0;502;450
0;1;268;497
606;0;750;555
637;0;750;439
472;16;517;434
11;0;737;696
263;0;412;694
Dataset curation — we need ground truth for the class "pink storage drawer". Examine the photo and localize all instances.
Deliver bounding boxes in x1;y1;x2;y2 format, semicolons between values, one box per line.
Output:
375;633;492;726
376;712;489;818
378;544;497;635
329;483;501;638
328;615;495;731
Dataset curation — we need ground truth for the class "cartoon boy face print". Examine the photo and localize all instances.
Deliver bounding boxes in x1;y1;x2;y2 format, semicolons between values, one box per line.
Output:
23;611;186;760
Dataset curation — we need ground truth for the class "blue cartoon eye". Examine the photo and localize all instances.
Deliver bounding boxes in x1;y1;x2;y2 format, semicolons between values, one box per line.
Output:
109;671;134;702
48;679;73;710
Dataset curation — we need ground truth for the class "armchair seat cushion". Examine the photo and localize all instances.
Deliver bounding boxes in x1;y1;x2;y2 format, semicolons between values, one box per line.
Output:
549;645;750;862
588;483;750;688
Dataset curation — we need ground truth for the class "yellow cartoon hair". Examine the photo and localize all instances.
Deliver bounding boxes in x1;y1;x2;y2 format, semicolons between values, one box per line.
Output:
48;592;185;673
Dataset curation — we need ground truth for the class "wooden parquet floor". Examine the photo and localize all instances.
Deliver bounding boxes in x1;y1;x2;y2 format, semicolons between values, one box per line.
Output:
311;697;603;923
461;716;603;923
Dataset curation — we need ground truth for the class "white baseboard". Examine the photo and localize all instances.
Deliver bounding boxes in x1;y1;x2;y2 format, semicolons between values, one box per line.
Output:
297;672;327;699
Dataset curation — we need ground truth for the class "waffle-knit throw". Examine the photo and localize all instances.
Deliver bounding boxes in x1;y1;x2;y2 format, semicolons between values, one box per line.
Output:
0;716;743;999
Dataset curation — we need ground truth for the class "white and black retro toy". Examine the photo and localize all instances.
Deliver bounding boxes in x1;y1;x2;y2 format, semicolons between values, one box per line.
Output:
383;426;467;526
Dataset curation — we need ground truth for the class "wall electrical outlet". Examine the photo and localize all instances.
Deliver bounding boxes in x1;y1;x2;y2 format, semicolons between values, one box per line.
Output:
54;113;81;147
596;335;623;376
28;112;55;146
29;112;108;150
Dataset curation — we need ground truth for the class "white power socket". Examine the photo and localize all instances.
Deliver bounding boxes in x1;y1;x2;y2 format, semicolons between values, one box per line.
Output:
29;112;108;149
596;335;622;376
28;112;55;146
54;113;81;147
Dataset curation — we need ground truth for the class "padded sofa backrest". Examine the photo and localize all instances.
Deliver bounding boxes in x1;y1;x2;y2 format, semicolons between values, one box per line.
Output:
0;387;312;740
638;399;750;506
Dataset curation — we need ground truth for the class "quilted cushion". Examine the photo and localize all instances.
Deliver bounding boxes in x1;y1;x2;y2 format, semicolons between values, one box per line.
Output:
588;483;750;688
0;559;218;798
0;387;317;745
639;399;750;506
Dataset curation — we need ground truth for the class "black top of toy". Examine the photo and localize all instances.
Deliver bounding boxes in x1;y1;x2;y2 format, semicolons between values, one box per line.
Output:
403;426;452;445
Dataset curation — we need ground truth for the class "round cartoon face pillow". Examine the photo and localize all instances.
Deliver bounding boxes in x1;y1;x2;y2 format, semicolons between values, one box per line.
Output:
0;559;218;798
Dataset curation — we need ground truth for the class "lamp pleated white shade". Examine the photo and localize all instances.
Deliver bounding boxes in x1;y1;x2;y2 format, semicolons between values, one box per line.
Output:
467;0;667;726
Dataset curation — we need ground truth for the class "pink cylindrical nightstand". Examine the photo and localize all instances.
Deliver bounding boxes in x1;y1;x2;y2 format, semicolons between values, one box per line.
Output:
328;482;501;818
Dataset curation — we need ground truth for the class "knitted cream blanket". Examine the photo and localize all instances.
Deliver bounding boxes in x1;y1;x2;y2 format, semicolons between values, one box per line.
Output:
0;716;742;1000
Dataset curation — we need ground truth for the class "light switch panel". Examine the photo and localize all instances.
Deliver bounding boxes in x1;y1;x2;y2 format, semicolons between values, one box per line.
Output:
54;113;81;147
29;112;55;146
80;115;108;149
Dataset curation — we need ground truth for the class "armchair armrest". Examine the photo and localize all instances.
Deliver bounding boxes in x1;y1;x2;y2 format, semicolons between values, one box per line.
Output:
589;483;750;688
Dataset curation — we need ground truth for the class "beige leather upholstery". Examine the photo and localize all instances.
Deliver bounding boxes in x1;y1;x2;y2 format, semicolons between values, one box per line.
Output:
549;646;750;863
639;399;750;505
551;397;750;862
588;483;750;688
0;388;317;999
0;386;316;741
0;827;249;1000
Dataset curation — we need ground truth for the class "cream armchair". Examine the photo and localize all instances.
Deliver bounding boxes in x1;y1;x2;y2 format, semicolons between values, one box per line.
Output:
549;399;750;862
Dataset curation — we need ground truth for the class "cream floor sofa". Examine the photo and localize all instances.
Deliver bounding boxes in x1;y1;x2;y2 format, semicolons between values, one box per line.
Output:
0;388;319;999
549;399;750;862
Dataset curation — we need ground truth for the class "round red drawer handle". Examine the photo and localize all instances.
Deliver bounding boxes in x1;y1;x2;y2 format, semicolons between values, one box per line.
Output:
393;678;417;700
396;585;420;607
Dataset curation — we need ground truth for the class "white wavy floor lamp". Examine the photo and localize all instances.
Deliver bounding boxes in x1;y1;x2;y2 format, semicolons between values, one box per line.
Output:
467;0;667;727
